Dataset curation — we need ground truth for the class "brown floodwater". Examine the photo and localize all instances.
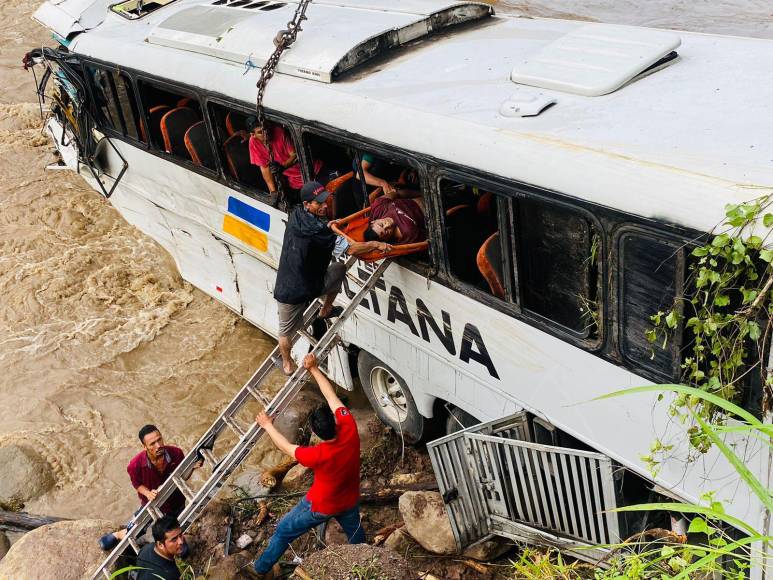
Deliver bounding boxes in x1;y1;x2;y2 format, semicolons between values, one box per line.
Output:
1;0;771;524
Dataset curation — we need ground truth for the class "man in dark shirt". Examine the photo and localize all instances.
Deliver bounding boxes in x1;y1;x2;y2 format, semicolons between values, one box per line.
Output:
251;353;364;579
135;515;185;580
274;181;390;375
99;425;200;550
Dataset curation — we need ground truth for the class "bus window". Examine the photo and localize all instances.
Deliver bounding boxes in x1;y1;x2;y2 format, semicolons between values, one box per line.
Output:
210;105;304;202
516;199;600;337
303;133;362;216
619;233;681;376
85;66;144;142
137;82;214;170
439;179;509;299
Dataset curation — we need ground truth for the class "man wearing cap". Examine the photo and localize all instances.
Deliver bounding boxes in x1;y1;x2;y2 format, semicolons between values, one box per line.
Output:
274;181;391;375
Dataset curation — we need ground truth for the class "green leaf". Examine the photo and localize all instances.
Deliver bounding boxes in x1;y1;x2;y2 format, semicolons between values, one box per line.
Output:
713;294;730;307
613;502;758;535
760;249;773;263
748;321;761;340
687;517;709;534
711;233;730;248
665;310;679;329
692;246;709;257
764;213;773;228
592;384;763;426
694;413;773;513
669;535;772;580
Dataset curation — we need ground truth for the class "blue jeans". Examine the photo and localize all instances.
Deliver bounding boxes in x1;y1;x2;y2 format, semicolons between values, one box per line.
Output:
254;497;365;573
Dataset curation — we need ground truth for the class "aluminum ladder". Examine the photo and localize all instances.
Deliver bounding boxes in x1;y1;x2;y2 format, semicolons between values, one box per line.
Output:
91;256;390;579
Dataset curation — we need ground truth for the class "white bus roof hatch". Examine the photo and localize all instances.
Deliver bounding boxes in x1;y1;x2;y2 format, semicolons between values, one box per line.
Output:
510;24;681;97
146;0;492;82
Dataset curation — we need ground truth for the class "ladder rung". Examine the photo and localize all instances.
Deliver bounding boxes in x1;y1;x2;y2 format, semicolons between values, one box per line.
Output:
223;416;246;437
199;448;219;468
247;385;269;405
128;537;140;554
149;506;163;521
297;329;318;345
172;476;194;502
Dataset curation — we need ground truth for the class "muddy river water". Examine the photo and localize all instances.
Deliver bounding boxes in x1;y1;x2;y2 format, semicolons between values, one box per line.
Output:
0;0;770;523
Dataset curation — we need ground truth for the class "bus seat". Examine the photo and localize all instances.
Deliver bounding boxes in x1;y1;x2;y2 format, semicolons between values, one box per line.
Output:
477;191;497;233
148;105;170;147
477;232;505;299
177;97;193;108
328;172;362;219
223;133;263;186
184;122;215;168
161;107;198;159
225;111;246;136
445;204;485;285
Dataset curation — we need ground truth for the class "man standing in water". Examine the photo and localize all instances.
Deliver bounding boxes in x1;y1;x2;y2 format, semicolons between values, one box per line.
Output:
251;353;364;579
274;180;390;375
99;424;201;550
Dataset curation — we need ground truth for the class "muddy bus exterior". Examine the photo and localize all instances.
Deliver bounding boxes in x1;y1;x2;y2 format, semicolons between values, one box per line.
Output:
31;0;772;572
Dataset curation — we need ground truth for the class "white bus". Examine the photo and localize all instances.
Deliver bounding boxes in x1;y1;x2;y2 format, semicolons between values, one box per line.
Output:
30;0;771;570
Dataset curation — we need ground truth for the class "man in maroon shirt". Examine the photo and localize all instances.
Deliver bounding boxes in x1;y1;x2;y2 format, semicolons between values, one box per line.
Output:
251;353;364;578
99;425;201;551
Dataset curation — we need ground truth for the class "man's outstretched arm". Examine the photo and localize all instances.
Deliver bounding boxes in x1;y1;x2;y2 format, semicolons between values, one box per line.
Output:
256;411;298;458
303;353;344;412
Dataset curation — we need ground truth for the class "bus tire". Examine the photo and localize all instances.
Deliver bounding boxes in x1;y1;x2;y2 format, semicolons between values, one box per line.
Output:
445;406;479;435
357;351;424;443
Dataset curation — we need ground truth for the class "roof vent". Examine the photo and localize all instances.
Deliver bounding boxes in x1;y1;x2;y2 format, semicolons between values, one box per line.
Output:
499;90;556;118
510;24;681;97
147;1;493;83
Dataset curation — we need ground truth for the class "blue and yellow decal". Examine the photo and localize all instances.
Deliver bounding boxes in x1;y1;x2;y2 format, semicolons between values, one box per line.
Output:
223;196;270;252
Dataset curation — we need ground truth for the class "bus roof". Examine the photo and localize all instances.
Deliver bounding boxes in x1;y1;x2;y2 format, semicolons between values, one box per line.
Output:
54;0;773;234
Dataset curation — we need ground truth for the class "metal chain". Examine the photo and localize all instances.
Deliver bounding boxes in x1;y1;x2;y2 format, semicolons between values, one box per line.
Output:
255;0;313;206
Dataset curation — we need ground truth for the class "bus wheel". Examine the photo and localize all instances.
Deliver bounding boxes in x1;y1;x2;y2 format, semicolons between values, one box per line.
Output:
357;351;424;443
445;406;479;435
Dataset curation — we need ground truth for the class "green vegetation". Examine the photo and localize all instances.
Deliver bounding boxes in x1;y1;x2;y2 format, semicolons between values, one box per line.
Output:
647;197;772;448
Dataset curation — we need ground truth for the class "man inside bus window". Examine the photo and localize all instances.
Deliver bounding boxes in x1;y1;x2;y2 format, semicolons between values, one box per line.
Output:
355;152;394;195
362;188;426;245
246;117;322;196
274;181;391;375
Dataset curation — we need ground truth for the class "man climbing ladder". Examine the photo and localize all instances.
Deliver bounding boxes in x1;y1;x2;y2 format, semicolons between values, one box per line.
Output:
274;180;392;375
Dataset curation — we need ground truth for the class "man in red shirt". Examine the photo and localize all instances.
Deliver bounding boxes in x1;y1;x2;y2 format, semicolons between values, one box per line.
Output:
251;353;364;578
246;118;322;196
99;425;201;550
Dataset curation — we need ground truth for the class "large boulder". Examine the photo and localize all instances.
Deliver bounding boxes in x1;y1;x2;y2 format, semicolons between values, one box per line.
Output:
462;536;512;561
0;444;55;505
0;533;9;561
0;519;114;580
398;491;457;555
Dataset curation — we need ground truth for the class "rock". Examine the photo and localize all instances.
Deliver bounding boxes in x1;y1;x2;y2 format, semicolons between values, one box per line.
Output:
0;445;55;505
0;533;9;561
398;491;457;555
281;463;310;488
235;533;253;549
206;551;254;580
462;536;512;561
383;527;416;555
273;390;324;443
231;470;271;499
0;519;114;580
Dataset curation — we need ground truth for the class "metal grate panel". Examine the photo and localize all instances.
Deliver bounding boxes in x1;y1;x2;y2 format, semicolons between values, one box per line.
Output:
428;412;620;552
